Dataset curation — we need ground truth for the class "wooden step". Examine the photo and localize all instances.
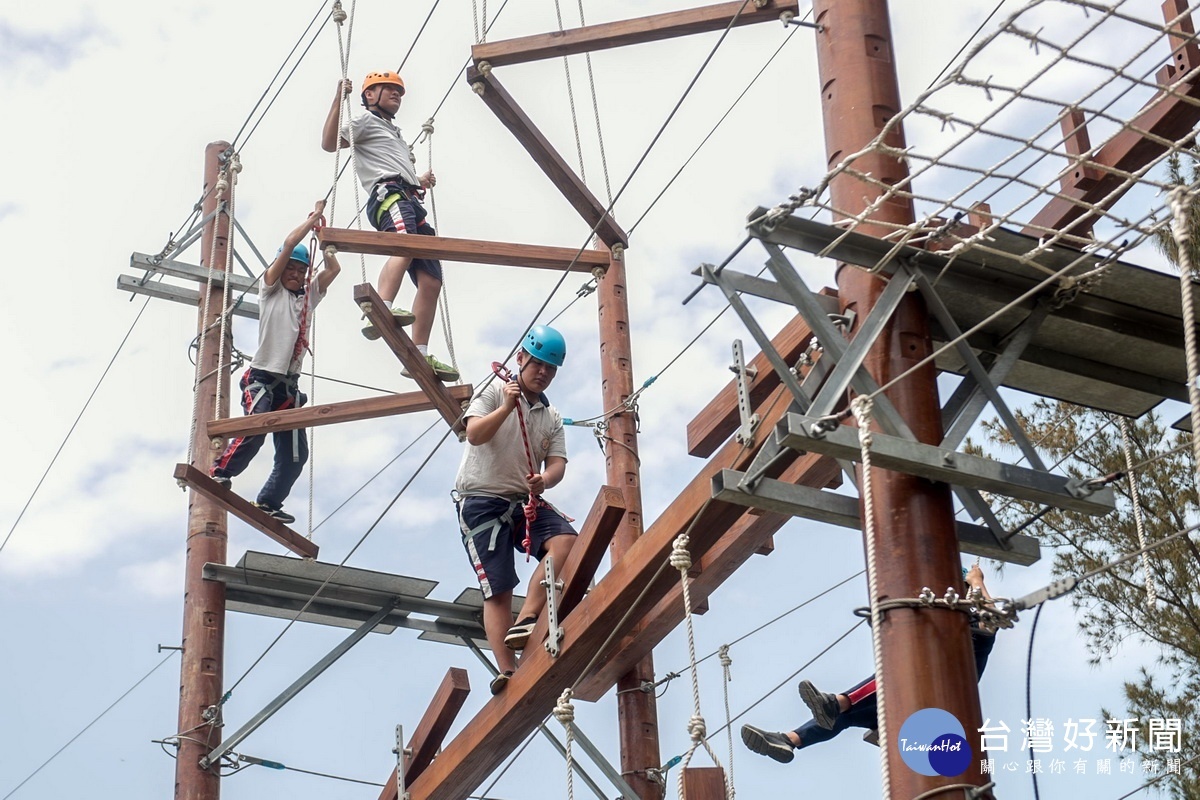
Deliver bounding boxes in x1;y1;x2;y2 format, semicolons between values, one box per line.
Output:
321;229;609;272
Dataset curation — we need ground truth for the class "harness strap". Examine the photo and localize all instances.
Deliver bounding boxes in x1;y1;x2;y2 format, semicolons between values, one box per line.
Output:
458;499;521;553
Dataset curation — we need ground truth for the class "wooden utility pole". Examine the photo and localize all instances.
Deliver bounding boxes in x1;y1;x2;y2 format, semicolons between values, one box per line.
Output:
175;141;234;800
810;3;986;797
597;248;662;800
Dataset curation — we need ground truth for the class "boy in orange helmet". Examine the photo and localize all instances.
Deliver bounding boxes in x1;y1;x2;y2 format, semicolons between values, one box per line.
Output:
321;70;458;382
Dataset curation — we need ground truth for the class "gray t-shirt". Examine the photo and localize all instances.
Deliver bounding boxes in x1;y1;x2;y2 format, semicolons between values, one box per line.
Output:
455;382;569;497
250;278;325;376
341;112;420;191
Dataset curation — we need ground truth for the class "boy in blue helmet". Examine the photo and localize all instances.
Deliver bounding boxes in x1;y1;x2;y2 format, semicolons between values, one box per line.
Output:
211;201;341;524
320;71;458;383
740;564;998;763
454;325;577;694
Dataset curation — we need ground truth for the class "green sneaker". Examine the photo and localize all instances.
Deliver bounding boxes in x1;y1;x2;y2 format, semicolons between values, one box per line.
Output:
361;307;416;340
402;353;460;382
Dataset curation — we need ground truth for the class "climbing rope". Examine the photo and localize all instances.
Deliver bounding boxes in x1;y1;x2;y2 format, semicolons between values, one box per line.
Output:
420;117;462;380
670;533;728;799
552;0;588;189
492;362;543;559
301;228;322;541
553;687;577;800
1117;416;1157;612
718;645;735;800
1169;187;1200;496
330;0;368;284
472;0;488;43
851;395;891;800
573;0;613;205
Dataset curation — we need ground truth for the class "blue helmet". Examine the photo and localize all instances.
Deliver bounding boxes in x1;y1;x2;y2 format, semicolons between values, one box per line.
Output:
522;324;566;367
276;243;310;267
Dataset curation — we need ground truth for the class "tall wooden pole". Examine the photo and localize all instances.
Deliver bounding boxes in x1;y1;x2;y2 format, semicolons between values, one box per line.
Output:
175;141;234;800
809;3;987;797
597;249;662;800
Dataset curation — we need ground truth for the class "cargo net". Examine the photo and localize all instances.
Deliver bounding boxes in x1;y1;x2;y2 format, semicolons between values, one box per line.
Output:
769;0;1200;278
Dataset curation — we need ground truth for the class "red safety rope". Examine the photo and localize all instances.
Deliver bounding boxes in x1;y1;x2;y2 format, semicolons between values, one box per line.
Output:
290;215;326;367
492;361;543;560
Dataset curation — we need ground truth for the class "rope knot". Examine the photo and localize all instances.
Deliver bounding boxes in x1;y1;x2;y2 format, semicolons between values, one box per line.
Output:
687;714;707;742
851;395;874;447
332;0;347;23
669;534;692;572
718;644;732;669
553;688;575;725
421;118;435;137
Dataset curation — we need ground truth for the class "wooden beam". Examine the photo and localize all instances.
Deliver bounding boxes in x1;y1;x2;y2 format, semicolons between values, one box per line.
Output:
207;385;475;439
686;289;836;457
465;66;628;250
319;229;608;272
576;447;840;701
682;767;727;800
471;0;800;68
353;283;467;439
1024;1;1200;237
378;668;472;800
404;390;802;800
173;463;318;559
526;485;627;653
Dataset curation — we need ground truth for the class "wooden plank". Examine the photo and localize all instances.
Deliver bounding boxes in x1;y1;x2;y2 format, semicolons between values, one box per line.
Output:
404;390;802;800
319;229;608;272
378;668;472;800
173;463;318;559
686;288;836;457
465;66;628;250
576;446;840;701
353;283;467;439
526;485;627;653
207;385;475;439
472;0;800;68
682;767;727;800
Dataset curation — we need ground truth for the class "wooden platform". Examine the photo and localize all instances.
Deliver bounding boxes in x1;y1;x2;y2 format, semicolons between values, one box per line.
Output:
353;283;469;438
173;464;319;559
321;229;609;272
207;385;474;439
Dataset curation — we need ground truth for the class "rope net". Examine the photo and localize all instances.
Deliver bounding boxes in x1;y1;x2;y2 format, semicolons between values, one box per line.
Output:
771;0;1200;280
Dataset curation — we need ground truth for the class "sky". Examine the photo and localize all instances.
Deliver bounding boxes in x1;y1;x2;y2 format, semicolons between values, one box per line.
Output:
0;1;1190;799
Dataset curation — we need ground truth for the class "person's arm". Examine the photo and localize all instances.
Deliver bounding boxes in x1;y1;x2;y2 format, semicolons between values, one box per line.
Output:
321;80;353;152
265;201;326;287
526;456;566;496
315;246;341;293
465;382;520;446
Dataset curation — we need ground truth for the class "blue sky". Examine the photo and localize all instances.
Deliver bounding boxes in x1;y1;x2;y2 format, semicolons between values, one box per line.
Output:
0;1;1188;799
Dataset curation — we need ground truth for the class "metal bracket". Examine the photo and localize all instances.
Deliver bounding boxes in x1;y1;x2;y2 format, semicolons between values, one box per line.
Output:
730;340;760;446
542;556;565;657
394;724;412;800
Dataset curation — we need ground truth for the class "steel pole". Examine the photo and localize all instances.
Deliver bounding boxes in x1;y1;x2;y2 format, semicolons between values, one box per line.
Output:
596;249;663;800
810;3;988;796
175;141;234;800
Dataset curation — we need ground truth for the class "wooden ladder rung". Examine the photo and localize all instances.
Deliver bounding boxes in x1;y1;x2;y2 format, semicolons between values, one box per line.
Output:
173;463;319;559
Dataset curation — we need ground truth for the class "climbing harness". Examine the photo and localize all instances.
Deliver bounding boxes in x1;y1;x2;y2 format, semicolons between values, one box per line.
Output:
492;361;548;560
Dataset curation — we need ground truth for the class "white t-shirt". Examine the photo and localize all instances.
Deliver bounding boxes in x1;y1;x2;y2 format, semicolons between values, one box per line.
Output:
340;112;420;191
250;278;325;376
455;382;569;497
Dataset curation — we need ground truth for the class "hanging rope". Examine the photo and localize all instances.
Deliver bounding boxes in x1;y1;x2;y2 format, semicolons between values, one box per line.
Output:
421;117;461;380
670;533;727;799
552;0;588;188
492;362;545;560
553;687;577;800
573;0;613;205
1169;187;1200;496
1117;416;1158;612
330;0;368;284
718;644;736;800
301;227;322;541
851;395;891;800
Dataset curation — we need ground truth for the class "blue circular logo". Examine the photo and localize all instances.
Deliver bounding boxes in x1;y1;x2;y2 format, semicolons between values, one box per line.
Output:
896;708;972;777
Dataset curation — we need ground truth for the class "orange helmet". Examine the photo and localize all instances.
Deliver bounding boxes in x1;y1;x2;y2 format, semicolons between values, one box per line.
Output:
361;71;405;96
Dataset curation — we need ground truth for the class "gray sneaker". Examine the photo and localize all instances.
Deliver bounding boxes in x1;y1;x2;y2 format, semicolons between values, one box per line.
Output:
361;307;416;340
799;680;841;730
741;725;795;764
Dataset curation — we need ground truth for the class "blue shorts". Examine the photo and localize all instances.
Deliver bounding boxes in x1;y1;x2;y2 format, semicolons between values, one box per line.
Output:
367;179;443;285
457;495;577;599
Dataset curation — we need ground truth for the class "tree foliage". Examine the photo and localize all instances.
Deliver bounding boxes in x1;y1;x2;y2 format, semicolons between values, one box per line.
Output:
971;401;1200;797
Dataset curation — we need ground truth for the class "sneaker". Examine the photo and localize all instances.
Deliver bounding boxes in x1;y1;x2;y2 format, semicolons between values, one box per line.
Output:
490;670;514;696
211;475;232;489
504;616;538;651
401;354;460;382
863;729;880;747
253;502;296;525
361;307;416;340
740;725;795;764
798;680;841;730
